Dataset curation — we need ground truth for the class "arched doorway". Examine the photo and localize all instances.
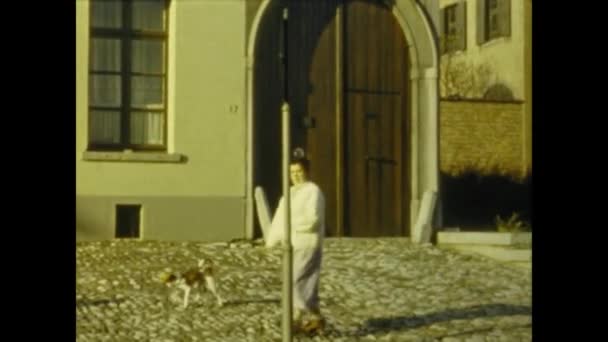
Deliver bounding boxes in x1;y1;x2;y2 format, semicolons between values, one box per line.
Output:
250;0;438;238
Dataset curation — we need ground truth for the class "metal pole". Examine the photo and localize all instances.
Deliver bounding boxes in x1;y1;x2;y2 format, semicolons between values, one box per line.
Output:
335;3;344;237
281;102;293;342
279;7;289;101
280;6;293;342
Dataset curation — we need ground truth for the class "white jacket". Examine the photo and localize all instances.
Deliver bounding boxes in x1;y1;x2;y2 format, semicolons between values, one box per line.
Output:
266;181;325;250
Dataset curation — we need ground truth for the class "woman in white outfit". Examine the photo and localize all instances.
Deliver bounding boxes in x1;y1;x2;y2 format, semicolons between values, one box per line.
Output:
265;157;326;333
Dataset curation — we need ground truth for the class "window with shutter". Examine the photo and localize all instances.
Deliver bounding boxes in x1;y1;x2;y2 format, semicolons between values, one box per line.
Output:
498;0;511;38
455;2;466;51
89;0;169;152
477;0;486;45
442;3;465;54
484;0;511;42
487;0;501;40
446;5;457;52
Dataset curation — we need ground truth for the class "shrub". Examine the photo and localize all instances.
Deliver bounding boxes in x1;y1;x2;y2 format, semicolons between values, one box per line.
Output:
441;169;531;231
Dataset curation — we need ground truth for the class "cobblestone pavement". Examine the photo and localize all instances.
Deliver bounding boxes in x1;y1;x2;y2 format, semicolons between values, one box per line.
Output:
76;238;531;342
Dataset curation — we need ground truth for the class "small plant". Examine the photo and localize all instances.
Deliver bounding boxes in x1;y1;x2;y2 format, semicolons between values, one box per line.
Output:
495;212;530;233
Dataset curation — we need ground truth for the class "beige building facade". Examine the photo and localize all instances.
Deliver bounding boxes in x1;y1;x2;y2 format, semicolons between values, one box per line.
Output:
438;0;531;177
76;0;442;241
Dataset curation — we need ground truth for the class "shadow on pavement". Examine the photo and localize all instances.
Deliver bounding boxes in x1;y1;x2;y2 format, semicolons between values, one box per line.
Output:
321;303;531;338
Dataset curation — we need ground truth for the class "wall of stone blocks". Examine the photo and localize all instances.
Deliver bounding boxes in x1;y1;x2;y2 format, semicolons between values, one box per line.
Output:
439;100;527;179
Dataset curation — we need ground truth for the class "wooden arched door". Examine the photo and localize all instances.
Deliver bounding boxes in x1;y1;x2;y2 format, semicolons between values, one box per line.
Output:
254;0;410;237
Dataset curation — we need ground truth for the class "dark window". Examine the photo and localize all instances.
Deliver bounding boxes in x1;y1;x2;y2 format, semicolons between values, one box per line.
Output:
478;0;511;44
487;0;501;40
445;5;458;51
115;204;141;238
441;2;466;54
89;0;168;151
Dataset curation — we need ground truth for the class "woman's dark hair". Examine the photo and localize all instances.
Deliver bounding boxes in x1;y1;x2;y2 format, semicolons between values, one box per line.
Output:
290;157;310;173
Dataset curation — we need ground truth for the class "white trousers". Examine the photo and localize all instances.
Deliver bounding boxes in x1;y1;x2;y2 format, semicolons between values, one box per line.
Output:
292;247;322;315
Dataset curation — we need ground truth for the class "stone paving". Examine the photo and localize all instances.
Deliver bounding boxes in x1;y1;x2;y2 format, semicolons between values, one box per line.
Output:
76;238;531;341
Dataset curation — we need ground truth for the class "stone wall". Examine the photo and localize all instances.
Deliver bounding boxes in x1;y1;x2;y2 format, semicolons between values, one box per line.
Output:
439;99;526;179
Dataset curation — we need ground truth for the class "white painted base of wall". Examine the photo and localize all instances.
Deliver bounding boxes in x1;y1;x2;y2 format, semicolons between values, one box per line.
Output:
437;232;532;246
76;195;246;242
441;245;531;262
437;231;532;269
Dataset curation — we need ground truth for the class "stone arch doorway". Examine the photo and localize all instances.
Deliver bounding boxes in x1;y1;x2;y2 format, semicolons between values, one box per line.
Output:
247;0;440;239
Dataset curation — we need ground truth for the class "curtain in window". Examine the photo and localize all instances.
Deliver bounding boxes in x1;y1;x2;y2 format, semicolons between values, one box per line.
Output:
90;75;121;107
89;0;167;149
130;112;164;145
91;0;122;29
131;75;163;107
131;40;164;74
91;39;121;71
132;0;166;32
90;38;121;109
90;110;121;144
89;36;122;145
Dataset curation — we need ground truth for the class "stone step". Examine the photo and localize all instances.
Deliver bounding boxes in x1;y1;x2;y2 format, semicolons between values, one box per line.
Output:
437;231;532;246
439;244;531;263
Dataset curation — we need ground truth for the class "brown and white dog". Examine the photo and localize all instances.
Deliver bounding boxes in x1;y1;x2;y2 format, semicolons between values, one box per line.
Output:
161;258;225;309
